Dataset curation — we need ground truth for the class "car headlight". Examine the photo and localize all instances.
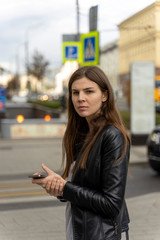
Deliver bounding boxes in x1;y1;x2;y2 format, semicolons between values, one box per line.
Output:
150;132;160;144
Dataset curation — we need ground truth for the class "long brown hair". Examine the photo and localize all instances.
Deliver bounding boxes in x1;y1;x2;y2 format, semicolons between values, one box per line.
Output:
61;66;130;178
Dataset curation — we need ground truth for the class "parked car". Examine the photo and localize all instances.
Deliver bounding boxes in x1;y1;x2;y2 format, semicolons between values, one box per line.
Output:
146;125;160;173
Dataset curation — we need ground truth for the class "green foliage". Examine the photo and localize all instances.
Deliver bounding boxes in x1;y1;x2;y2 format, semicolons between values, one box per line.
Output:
119;111;160;129
119;111;130;129
156;112;160;125
28;100;61;109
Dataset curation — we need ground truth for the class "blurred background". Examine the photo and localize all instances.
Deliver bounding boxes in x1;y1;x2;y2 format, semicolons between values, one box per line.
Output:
0;1;160;240
0;0;159;107
0;0;160;130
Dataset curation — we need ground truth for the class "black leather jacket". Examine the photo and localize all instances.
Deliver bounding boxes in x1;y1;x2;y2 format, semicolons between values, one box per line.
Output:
61;125;130;240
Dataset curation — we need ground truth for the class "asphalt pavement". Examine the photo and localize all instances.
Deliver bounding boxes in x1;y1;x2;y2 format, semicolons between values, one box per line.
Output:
0;137;160;240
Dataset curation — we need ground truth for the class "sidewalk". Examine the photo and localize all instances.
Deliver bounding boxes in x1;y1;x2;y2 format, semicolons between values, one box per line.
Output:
0;138;159;240
127;192;160;240
1;192;160;240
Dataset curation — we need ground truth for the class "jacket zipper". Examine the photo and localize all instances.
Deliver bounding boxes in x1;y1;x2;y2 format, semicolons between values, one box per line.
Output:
112;220;118;235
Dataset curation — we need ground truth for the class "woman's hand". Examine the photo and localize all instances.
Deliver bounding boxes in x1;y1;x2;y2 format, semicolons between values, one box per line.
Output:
32;164;66;197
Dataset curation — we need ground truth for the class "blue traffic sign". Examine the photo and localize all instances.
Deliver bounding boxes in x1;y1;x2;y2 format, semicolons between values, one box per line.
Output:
65;46;78;60
0;86;6;112
84;37;95;62
62;42;81;63
81;31;99;66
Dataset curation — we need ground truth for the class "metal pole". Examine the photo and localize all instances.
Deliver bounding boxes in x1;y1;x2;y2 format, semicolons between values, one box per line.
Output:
15;53;19;93
76;0;80;41
25;41;29;77
25;29;29;78
15;44;22;93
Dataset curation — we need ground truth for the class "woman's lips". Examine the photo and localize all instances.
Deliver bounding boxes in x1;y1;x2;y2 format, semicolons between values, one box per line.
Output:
78;106;88;110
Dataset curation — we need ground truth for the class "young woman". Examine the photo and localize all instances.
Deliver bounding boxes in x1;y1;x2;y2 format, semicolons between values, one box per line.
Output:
32;66;130;240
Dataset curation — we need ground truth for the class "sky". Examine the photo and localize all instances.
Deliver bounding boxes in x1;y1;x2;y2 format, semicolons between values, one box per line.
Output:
0;0;156;74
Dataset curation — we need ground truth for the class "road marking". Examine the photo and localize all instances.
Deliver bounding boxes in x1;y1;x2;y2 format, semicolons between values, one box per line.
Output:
0;182;33;189
0;181;47;198
0;190;47;198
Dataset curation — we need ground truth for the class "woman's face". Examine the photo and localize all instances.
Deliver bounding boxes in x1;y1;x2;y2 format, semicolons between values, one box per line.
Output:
71;77;107;123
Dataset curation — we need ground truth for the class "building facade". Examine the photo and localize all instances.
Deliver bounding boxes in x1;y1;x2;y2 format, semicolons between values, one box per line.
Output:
99;40;119;95
118;0;160;104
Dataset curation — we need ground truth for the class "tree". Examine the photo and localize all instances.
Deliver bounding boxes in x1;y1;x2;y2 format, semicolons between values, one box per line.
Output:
28;50;49;82
7;75;19;90
0;66;5;75
6;74;19;98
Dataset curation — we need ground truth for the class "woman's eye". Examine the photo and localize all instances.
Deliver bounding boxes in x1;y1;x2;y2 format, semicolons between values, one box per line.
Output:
72;91;79;95
86;90;93;94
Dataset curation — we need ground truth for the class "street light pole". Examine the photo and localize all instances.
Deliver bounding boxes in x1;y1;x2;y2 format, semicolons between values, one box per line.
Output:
25;22;43;92
76;0;80;41
25;30;29;78
15;43;23;94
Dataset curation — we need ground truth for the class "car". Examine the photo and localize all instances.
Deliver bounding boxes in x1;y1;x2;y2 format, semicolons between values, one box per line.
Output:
146;125;160;173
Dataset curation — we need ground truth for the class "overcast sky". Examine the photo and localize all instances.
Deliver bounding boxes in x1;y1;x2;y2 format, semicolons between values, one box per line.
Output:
0;0;155;73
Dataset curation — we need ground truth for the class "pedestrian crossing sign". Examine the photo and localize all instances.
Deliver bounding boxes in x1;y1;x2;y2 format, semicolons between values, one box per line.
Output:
81;31;99;66
62;42;81;63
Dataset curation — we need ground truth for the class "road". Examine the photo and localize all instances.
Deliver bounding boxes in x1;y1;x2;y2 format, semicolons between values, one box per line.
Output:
126;164;160;198
0;164;159;210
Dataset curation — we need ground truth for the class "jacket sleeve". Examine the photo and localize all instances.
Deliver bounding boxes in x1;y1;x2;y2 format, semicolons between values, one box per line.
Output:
62;128;130;219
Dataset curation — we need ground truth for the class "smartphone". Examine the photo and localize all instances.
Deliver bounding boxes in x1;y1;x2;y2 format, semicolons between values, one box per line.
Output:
28;174;46;179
